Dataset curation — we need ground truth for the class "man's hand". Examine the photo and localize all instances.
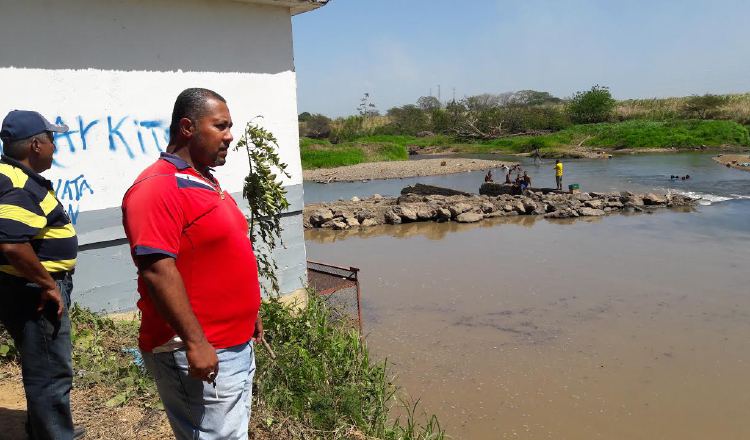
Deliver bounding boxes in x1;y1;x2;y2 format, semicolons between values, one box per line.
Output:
252;315;264;344
39;285;64;319
0;242;63;320
186;340;219;382
138;255;217;382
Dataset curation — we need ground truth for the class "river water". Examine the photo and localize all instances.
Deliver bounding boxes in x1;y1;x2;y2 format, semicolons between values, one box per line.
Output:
304;153;750;439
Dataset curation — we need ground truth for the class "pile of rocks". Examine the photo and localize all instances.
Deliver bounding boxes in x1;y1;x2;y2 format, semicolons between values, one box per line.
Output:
304;190;695;230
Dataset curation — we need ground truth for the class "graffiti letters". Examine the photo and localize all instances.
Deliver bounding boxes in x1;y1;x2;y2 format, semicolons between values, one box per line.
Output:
45;115;169;167
55;174;94;225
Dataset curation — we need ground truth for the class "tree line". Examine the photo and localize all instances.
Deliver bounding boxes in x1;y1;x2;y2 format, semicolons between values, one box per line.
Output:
299;86;740;143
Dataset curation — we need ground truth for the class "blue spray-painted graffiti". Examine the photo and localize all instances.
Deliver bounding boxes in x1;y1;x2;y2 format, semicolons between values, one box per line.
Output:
0;114;169;223
0;115;168;162
51;115;169;166
55;174;94;225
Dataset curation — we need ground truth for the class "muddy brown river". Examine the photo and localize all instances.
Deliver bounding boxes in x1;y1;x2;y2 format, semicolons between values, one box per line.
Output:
305;201;750;439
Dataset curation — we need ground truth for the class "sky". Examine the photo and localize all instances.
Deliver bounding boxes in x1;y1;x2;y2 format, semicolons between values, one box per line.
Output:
292;0;750;117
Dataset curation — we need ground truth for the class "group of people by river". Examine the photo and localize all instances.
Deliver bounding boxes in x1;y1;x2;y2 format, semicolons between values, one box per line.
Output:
484;159;565;192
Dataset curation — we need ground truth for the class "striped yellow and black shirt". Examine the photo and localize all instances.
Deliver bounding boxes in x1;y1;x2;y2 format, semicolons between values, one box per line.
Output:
0;155;77;277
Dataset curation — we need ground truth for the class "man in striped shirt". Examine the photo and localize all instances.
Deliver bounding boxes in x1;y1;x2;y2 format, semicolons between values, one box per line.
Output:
0;110;82;440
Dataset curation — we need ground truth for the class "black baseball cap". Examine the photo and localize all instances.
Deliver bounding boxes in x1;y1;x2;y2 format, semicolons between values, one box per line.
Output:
0;110;68;143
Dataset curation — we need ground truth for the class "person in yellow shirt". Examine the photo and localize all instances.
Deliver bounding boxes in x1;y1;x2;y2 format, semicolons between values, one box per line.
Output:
554;159;563;190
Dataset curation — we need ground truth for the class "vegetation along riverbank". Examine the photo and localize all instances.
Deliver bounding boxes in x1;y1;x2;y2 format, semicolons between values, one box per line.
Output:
299;90;750;169
0;296;445;440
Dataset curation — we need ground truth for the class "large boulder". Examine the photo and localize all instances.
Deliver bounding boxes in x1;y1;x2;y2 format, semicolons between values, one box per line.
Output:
310;209;333;226
456;212;484;223
355;209;374;223
345;217;360;227
522;199;537;213
321;219;349;230
481;202;496;213
584;199;604;209
643;193;667;205
479;182;516;196
384;209;402;224
396;206;418;221
416;206;437;220
361;218;379;227
437;208;452;221
401;183;471;197
579;207;606;216
449;203;472;218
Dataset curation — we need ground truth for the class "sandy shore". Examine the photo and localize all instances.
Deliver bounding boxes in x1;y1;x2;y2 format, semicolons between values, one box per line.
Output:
303;158;515;183
713;154;750;172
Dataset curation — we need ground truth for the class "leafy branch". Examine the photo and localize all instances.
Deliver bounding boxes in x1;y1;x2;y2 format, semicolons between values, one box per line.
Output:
235;118;291;295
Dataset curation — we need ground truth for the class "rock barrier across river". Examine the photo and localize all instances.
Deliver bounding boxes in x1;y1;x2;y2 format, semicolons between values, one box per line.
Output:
304;189;696;230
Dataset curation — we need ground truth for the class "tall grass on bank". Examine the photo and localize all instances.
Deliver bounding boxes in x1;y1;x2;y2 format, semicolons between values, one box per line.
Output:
460;120;750;155
300;119;750;167
0;295;444;439
259;294;444;439
616;93;750;124
301;138;412;169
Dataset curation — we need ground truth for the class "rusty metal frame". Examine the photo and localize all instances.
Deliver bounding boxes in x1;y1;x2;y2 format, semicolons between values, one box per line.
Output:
307;260;362;334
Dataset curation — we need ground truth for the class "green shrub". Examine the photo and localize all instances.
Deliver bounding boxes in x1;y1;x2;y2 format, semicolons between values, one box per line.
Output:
258;294;444;439
568;85;616;123
682;94;730;120
331;116;367;143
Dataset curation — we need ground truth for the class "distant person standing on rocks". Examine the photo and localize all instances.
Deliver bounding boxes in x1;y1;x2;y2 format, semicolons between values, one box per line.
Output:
522;171;532;191
554;159;563;190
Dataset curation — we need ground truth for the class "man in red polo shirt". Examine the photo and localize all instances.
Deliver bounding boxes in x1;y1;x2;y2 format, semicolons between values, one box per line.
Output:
122;88;262;440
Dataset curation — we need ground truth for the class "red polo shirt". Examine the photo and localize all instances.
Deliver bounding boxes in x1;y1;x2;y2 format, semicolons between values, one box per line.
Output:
122;152;261;352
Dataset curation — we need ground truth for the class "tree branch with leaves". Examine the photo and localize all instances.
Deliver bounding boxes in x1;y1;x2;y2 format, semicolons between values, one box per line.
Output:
234;118;291;296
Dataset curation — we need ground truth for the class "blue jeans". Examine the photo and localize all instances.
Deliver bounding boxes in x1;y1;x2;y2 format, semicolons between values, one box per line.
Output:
142;341;256;440
0;272;74;440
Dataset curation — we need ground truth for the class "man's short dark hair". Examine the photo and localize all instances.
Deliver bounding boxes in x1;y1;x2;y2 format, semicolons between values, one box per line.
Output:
169;88;227;143
1;132;50;160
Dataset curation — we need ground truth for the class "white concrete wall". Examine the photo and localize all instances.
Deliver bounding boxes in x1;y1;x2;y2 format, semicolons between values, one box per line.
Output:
0;0;308;309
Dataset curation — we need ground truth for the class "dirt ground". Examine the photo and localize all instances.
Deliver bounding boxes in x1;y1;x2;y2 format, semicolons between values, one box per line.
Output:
713;153;750;172
0;364;301;440
303;157;513;183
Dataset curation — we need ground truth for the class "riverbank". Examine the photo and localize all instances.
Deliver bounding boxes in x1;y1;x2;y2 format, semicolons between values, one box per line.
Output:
713;153;750;172
301;120;750;167
304;187;696;230
303;157;514;183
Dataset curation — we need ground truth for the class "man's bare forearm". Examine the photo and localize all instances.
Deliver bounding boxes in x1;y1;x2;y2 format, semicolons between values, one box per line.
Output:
0;242;57;289
138;256;208;347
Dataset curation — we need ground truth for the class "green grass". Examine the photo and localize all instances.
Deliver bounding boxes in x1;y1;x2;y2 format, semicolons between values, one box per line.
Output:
301;137;412;169
470;119;750;155
301;119;750;167
259;294;445;439
301;145;367;169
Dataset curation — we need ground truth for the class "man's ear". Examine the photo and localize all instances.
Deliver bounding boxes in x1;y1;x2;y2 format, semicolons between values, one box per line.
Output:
31;138;41;154
179;117;194;138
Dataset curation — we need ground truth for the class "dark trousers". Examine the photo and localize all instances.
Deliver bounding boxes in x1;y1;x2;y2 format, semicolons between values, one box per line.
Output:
0;273;74;440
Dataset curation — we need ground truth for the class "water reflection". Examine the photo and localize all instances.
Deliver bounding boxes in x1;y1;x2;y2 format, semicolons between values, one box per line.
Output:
306;215;546;243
